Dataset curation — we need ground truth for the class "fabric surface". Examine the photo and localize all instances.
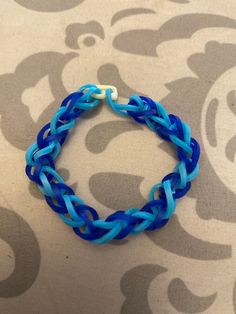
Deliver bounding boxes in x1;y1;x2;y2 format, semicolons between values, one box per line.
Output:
0;1;236;313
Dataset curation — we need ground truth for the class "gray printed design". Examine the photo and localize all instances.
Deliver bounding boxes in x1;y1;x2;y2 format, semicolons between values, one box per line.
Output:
0;19;120;151
0;49;103;150
120;264;167;314
162;41;236;222
0;207;40;297
225;90;236;162
204;88;236;193
111;8;156;26
113;14;236;56
167;278;217;313
205;98;218;147
120;265;217;314
89;173;146;210
0;52;78;150
14;0;84;12
85;121;142;153
147;215;231;260
65;21;105;49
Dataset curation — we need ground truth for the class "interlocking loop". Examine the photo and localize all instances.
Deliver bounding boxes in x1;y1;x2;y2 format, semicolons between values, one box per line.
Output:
25;84;200;244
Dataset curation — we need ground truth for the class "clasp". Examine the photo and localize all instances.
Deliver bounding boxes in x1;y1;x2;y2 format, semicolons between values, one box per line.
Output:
92;85;118;101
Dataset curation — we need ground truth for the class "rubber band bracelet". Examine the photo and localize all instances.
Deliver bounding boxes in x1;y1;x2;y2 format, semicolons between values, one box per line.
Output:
25;84;200;244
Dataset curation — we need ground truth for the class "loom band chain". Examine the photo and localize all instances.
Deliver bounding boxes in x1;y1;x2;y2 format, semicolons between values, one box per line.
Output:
184;163;199;182
38;167;65;197
60;195;85;227
168;114;185;141
105;211;138;240
91;223;123;244
149;182;163;201
135;96;164;122
26;142;41;166
60;215;84;228
60;92;84;120
26;155;55;184
105;90;129;117
39;127;68;151
186;139;200;173
75;96;101;110
25;84;200;244
143;113;170;132
181;121;191;146
140;96;172;126
73;210;103;241
59;91;81;110
174;161;199;189
75;215;121;243
173;182;191;199
37;123;53;149
27;161;46;186
143;117;158;132
140;206;161;231
79;210;137;242
36;122;64;155
61;103;84;120
160;180;176;218
60;91;84;108
91;228;121;244
45;195;68;214
128;95;150;114
160;173;191;199
78;83;101;94
125;207;157;234
126;97;159;124
35;122;70;162
37;132;66;162
78;84;102;107
50;107;76;135
105;89;143;117
75;205;99;232
92;85;118;101
48;183;75;208
140;200;168;230
32;160;55;186
162;173;180;192
177;138;200;173
128;108;156;124
61;90;98;117
82;83;118;102
45;185;77;214
61;105;84;121
154;101;172;124
60;86;101;112
173;161;187;189
33;141;58;161
146;209;169;230
126;209;156;234
148;180;176;219
169;134;192;155
88;220;124;243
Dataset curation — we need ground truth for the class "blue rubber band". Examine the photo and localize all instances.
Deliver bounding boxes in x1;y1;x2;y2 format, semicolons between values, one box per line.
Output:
25;84;200;244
